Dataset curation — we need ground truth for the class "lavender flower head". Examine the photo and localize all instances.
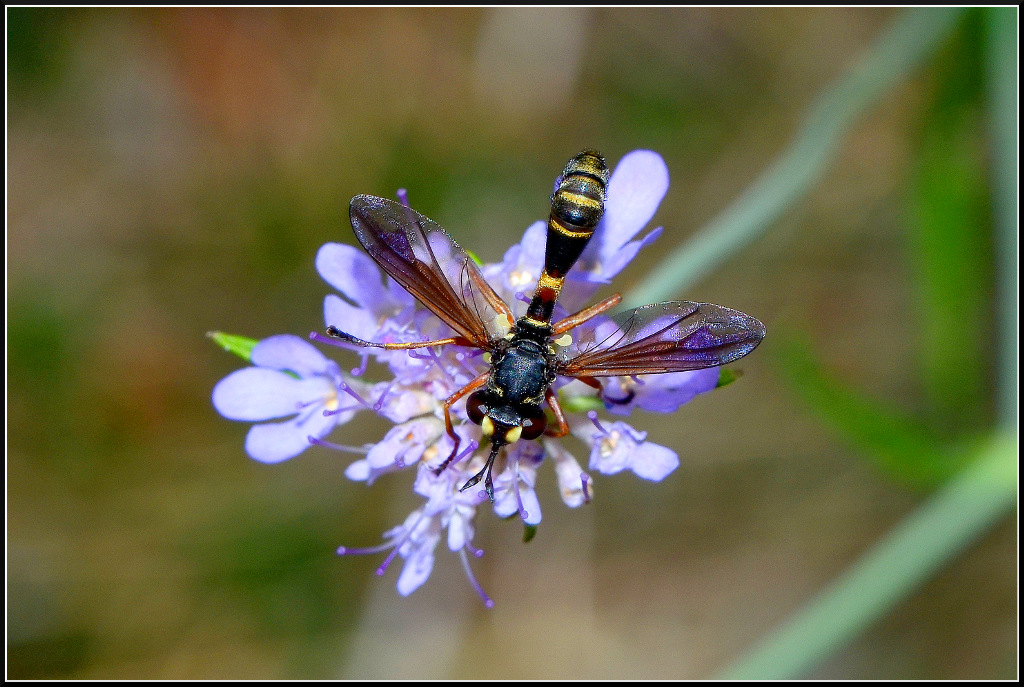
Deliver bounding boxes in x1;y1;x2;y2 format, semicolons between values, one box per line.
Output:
212;150;724;606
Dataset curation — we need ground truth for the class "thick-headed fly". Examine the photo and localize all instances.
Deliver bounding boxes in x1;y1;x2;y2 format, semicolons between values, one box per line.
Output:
327;151;765;500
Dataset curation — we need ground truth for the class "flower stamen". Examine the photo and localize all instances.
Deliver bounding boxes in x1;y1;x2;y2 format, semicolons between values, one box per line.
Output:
373;379;398;412
323;404;360;417
423;345;457;384
338;380;371;408
308;436;370;454
459;548;494;609
375;548;401;575
454;351;485;378
350;354;370;377
442;439;479;472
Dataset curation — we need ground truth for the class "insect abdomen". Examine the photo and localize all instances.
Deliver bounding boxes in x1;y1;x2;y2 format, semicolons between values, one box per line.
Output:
551;150;608;232
525;150;610;326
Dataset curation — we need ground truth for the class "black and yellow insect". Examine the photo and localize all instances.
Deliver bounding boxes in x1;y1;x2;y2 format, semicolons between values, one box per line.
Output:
328;151;765;499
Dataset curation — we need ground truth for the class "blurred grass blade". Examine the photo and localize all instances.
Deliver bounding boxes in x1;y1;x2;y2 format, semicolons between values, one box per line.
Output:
986;7;1018;427
910;11;991;435
716;430;1017;679
773;335;960;485
626;7;964;307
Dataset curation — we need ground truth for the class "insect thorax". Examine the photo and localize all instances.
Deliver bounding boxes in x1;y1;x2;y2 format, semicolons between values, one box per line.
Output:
488;331;554;407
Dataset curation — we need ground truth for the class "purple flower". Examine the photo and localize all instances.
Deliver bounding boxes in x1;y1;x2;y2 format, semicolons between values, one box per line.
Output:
546;439;593;507
338;507;443;598
365;417;445;471
576;412;680;481
212;150;725;606
387;511;442;597
212;335;361;463
338;461;491;602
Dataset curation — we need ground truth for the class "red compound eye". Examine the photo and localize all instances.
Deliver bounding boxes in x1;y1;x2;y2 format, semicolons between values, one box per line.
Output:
519;405;548;440
466;391;489;425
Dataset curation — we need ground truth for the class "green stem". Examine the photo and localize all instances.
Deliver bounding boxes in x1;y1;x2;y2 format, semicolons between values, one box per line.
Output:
625;7;964;307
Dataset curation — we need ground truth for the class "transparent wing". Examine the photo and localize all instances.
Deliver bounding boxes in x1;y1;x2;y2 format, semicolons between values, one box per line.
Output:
349;195;512;348
558;301;765;377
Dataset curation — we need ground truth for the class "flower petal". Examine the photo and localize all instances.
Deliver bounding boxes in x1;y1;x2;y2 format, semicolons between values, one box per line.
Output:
601;150;669;251
630;442;679;481
367;418;444;470
213;368;327;421
316;243;388;308
396;550;435;596
250;334;330;377
591;225;663;284
375;386;436;423
483;220;546;299
447;511;469;551
414;460;457;510
518;485;542;525
395;518;440;596
344;459;371;481
545;439;590;508
244;412;333;463
324;294;379;341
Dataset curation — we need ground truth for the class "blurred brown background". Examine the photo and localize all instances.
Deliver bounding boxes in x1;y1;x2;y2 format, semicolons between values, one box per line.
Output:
7;7;1015;679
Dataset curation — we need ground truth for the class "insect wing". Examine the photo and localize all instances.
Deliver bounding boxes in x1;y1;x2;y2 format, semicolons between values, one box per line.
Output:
349;195;510;348
559;301;765;377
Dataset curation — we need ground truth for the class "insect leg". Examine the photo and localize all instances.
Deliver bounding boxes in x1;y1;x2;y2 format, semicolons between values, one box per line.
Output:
550;293;623;336
543;387;571;438
327;326;473;350
432;371;489;476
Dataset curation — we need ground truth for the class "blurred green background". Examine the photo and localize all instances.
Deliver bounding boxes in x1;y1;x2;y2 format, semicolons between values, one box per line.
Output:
7;7;1016;679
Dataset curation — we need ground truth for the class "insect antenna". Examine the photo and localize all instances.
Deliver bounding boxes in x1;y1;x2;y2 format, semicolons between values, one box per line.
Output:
460;442;502;502
325;326;470;351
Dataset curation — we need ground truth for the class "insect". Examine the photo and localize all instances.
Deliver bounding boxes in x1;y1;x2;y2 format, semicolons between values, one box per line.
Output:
327;151;765;500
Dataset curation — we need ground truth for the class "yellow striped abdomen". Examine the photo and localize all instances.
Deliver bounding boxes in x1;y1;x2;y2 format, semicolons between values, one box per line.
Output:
525;150;610;326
